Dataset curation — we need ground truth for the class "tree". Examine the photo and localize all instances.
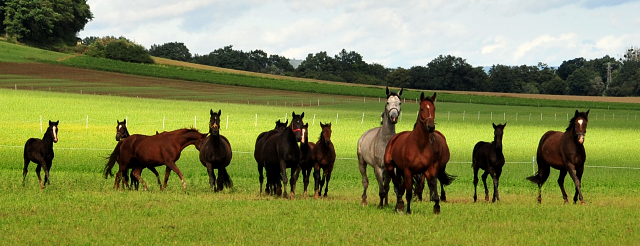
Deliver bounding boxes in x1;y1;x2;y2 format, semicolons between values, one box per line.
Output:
0;1;6;34
148;42;192;62
489;65;520;93
607;60;640;96
267;54;294;73
556;57;586;80
386;68;411;88
567;67;600;95
540;77;567;95
85;36;153;64
3;0;92;45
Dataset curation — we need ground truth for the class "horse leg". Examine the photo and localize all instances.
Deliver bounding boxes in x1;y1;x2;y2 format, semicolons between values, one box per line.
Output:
205;162;216;191
494;168;502;202
313;164;321;199
489;168;499;202
322;168;333;197
427;172;440;214
131;167;148;191
481;171;490;201
258;161;265;195
43;160;52;186
162;166;172;191
558;169;569;203
383;171;391;206
372;167;385;208
302;168;310;197
440;181;447;202
279;160;289;199
569;165;585;204
22;159;30;187
535;162;551;204
290;166;301;199
403;170;413;214
415;174;425;202
386;165;404;213
473;166;479;202
147;167;161;190
35;164;45;189
358;157;370;206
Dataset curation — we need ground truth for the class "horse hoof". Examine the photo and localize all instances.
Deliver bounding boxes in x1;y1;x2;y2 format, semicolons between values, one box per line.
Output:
396;210;404;215
434;206;441;214
361;200;368;206
580;200;585;205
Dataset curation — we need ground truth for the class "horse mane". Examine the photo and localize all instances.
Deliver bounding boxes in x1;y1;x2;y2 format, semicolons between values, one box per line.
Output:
566;112;588;131
387;91;400;99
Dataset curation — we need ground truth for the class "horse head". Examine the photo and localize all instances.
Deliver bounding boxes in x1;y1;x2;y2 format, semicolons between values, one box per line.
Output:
320;122;332;146
301;123;309;144
275;119;288;131
47;120;59;143
569;110;589;144
385;86;403;124
116;119;129;141
290;111;305;142
492;122;507;149
209;109;222;136
418;92;437;133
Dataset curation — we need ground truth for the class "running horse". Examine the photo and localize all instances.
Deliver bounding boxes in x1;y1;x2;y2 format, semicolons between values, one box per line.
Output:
293;123;315;197
472;123;507;202
114;119;161;190
104;128;208;191
527;110;589;204
384;92;455;214
312;122;336;198
199;109;233;191
261;112;304;198
357;87;403;207
23;120;59;189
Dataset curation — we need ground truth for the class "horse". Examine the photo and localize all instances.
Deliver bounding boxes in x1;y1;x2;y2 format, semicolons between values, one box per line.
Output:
261;112;304;198
114;119;161;190
23;120;59;189
312;122;336;198
472;123;507;202
527;110;589;204
293;123;315;197
255;119;288;195
357;86;403;207
199;109;233;191
104;128;208;191
384;92;455;214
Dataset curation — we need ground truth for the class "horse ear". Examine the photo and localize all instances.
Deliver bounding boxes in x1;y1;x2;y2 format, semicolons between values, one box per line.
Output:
386;86;390;97
49;120;53;125
218;109;221;116
117;120;120;124
492;123;497;128
503;122;507;128
292;111;296;117
398;88;403;97
431;92;437;102
574;110;579;116
123;119;126;124
301;112;305;118
420;92;425;101
585;109;590;117
210;109;214;115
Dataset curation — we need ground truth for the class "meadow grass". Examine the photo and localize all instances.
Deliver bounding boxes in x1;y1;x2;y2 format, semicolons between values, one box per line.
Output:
1;88;640;244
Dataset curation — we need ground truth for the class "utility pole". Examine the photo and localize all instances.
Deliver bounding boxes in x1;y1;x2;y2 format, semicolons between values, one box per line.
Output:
606;62;612;90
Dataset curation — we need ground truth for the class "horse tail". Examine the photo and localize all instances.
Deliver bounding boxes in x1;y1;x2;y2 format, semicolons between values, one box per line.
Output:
438;170;456;186
526;173;541;184
219;167;233;189
103;141;122;179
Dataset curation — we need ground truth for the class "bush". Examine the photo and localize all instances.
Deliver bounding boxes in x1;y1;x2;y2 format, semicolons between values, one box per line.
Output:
84;36;154;64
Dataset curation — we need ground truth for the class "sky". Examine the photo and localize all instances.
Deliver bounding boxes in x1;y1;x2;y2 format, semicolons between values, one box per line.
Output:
79;0;640;69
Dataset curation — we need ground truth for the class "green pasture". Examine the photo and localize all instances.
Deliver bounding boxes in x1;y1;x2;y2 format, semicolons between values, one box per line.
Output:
1;88;639;244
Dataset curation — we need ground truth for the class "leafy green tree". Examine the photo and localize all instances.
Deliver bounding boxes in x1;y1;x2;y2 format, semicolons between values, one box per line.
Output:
606;60;640;96
85;36;153;64
0;1;6;34
267;54;294;73
567;67;600;95
3;0;92;45
489;65;520;93
556;57;586;80
540;77;567;95
386;67;411;88
148;42;192;62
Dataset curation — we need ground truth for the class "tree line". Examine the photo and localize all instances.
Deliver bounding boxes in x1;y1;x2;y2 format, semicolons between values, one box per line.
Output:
2;1;639;97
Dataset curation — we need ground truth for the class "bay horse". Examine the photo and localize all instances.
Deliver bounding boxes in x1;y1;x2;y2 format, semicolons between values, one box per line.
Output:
115;119;161;190
104;128;208;191
261;112;304;198
293;123;315;197
312;122;336;198
255;119;288;195
357;86;403;207
472;123;507;202
384;92;455;214
199;109;233;191
23;120;59;189
527;110;589;204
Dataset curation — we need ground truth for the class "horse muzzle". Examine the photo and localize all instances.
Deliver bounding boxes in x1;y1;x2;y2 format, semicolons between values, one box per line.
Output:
577;134;585;144
389;109;399;124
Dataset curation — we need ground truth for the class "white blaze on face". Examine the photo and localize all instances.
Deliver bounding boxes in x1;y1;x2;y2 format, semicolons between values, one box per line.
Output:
52;126;58;143
301;128;306;144
578;119;583;126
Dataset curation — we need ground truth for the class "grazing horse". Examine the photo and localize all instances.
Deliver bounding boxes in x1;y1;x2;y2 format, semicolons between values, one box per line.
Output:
527;110;589;204
472;123;507;202
384;92;455;214
199;109;233;191
357;87;403;207
313;122;336;198
261;112;304;198
255;119;288;195
104;128;208;191
293;123;315;197
23;120;59;189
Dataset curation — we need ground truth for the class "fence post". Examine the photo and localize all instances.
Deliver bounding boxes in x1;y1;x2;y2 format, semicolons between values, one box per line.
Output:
226;115;229;129
516;112;518;121
463;111;465;121
86;115;89;129
532;156;536;174
255;114;258;127
478;111;480;120
361;113;365;124
313;114;316;125
336;113;339;124
448;111;450;121
318;99;320;106
503;113;505;121
491;112;493;120
40;116;43;133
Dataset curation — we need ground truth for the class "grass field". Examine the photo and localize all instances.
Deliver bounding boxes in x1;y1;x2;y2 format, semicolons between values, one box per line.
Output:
1;87;640;245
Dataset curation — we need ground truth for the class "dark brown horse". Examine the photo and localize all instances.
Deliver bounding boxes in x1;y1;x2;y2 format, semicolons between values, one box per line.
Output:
104;128;208;191
312;122;336;198
23;120;59;189
199;109;233;191
527;110;589;204
293;123;315;197
261;112;304;198
384;92;455;214
255;119;288;195
115;119;161;190
472;123;507;202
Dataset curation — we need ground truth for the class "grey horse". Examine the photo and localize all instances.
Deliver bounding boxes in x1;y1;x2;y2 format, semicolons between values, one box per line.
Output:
357;86;403;207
